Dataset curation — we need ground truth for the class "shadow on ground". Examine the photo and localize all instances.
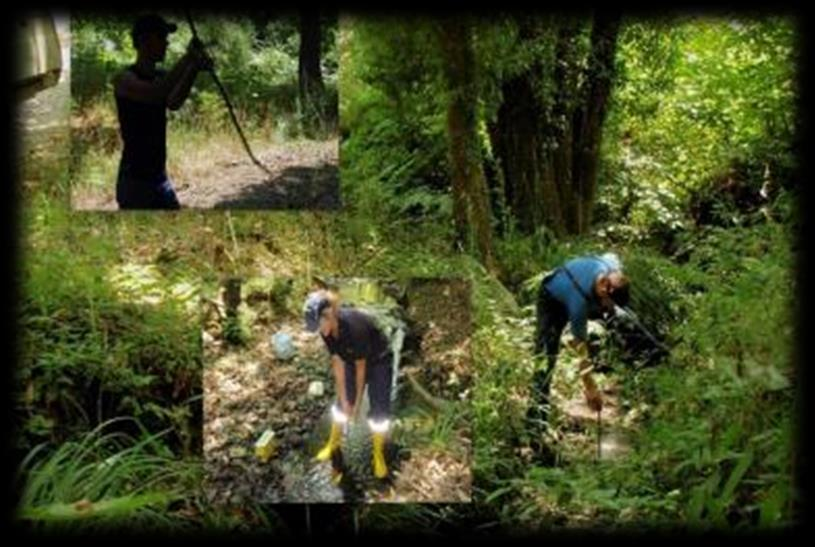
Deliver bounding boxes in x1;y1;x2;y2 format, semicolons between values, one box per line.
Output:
213;164;340;210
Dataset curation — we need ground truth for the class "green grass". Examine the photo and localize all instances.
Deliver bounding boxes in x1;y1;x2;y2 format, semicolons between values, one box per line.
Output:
16;418;198;531
19;87;799;532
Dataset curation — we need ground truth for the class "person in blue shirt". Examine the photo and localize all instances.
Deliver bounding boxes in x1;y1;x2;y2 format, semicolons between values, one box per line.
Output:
528;253;630;441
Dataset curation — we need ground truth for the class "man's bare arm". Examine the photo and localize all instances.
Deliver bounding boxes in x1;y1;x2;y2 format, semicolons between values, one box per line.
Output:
352;358;367;420
331;355;349;415
113;51;197;105
166;59;202;111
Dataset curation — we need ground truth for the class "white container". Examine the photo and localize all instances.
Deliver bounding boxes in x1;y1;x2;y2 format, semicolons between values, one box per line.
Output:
308;381;325;397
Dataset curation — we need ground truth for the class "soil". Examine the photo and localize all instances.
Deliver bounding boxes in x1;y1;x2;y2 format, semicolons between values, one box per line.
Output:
72;139;340;211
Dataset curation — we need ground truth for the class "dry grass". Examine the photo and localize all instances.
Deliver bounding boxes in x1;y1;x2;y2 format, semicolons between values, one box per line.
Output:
70;109;339;211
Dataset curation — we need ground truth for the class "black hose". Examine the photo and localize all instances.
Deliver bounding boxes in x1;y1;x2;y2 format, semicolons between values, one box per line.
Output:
614;305;671;354
184;11;273;177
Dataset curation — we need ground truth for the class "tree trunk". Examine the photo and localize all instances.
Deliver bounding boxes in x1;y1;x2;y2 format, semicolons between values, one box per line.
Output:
572;12;622;233
438;17;497;273
490;13;621;236
490;73;558;235
251;12;272;43
298;10;324;109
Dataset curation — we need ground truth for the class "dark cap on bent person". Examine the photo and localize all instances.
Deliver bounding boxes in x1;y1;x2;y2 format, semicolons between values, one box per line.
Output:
132;13;178;43
303;291;331;332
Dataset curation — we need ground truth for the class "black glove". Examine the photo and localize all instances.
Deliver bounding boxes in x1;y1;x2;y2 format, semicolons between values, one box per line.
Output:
187;36;205;52
198;52;215;72
187;39;214;72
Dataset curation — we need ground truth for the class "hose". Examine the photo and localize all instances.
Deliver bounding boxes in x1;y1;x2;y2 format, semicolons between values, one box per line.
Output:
184;10;273;177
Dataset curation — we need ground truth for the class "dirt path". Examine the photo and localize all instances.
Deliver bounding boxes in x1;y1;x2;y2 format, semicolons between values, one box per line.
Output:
73;139;339;211
554;379;632;463
177;140;339;210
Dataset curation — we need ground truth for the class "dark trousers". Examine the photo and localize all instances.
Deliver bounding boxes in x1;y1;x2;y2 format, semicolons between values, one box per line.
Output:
526;282;569;457
343;351;393;422
116;165;181;210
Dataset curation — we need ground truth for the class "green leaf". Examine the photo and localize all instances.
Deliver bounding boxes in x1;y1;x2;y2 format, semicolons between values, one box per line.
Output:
758;483;787;526
484;485;517;504
20;492;173;521
720;451;753;507
687;482;708;524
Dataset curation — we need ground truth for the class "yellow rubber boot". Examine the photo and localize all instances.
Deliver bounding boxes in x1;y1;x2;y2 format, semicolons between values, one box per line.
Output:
372;432;388;479
315;422;342;462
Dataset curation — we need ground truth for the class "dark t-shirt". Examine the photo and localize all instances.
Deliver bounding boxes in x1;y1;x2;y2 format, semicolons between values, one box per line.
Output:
115;65;167;181
320;308;390;365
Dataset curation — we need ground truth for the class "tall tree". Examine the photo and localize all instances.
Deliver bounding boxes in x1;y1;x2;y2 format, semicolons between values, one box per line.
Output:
298;10;324;111
439;17;497;272
489;12;622;236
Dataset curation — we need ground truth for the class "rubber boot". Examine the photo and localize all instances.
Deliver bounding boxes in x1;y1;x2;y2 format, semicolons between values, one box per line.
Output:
315;422;342;462
330;446;344;485
372;432;388;479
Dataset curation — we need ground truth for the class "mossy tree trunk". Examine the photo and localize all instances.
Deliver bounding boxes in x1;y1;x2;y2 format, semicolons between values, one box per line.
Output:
298;10;325;112
439;17;497;273
489;12;621;236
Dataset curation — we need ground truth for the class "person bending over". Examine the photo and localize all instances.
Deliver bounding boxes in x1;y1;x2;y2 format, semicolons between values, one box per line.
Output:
304;290;394;479
528;253;630;450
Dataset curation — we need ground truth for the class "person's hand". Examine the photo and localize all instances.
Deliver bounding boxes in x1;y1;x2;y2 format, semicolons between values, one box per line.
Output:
197;51;215;72
192;49;214;72
581;370;603;412
584;384;603;413
187;38;214;72
187;37;205;54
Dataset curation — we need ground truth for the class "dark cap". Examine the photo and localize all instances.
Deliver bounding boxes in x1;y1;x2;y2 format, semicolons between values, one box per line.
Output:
303;291;331;332
132;13;178;43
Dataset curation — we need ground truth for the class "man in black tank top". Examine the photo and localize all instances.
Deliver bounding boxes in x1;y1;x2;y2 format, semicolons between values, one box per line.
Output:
113;14;212;209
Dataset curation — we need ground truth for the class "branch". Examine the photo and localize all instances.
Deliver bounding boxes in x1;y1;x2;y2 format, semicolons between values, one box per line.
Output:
405;370;454;412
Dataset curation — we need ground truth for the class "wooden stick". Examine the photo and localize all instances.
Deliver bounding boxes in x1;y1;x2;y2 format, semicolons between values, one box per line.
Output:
596;409;602;462
305;503;311;536
226;211;239;263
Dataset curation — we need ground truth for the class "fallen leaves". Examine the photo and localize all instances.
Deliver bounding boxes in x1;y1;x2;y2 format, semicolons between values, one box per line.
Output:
203;306;333;505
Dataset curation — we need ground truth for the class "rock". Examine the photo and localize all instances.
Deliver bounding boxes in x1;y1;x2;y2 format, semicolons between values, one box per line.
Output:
271;331;297;361
202;330;215;346
586;320;607;338
308;381;325;397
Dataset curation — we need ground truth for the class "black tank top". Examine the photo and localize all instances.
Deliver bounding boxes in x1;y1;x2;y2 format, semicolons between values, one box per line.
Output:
115;65;167;182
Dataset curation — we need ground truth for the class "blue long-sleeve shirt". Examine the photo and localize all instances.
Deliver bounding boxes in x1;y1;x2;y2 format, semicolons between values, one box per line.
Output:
544;255;618;341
